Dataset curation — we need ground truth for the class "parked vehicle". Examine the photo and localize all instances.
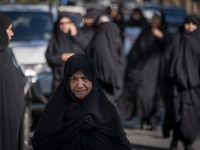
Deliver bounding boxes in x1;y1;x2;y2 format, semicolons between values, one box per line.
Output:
161;6;186;35
83;0;112;8
0;3;57;103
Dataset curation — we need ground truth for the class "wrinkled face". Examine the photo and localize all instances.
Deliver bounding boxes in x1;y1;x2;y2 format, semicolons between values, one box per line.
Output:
184;22;197;33
69;70;92;100
6;24;14;41
59;17;72;33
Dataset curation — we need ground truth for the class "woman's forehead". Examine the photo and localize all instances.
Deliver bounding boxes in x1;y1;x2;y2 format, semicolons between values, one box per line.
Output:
70;70;84;76
60;17;71;22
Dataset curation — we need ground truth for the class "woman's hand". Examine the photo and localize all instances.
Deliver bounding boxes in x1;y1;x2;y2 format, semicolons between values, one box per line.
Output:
152;28;163;39
61;53;75;61
69;23;77;36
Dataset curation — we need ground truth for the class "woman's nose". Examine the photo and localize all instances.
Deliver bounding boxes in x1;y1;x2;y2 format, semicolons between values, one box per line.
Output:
77;79;84;88
11;30;14;36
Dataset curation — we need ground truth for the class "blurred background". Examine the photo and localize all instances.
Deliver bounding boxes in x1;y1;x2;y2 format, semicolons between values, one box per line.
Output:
0;0;200;17
0;0;199;150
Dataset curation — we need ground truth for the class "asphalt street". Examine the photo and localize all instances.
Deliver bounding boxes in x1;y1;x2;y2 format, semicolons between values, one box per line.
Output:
29;116;200;150
124;120;200;150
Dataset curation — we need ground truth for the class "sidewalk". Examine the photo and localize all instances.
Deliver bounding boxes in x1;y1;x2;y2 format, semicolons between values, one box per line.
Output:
124;120;200;150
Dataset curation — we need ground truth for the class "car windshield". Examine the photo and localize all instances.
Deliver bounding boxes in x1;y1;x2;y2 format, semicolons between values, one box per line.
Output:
2;12;53;41
162;8;186;24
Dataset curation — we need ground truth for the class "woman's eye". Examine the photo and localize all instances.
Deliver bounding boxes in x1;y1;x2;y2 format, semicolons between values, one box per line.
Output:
82;77;88;81
70;77;77;81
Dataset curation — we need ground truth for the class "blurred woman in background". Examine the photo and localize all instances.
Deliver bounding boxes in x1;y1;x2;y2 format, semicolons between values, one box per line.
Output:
0;13;25;150
118;12;171;130
45;13;83;92
162;15;200;150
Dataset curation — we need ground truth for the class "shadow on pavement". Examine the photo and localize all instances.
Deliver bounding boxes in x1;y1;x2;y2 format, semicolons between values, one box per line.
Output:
131;144;168;150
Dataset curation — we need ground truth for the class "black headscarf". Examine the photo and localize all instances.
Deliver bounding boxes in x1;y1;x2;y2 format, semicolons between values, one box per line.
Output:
50;13;79;53
126;8;148;29
0;13;25;150
183;15;200;26
84;8;100;23
0;13;12;51
32;54;131;150
179;14;200;32
167;15;200;89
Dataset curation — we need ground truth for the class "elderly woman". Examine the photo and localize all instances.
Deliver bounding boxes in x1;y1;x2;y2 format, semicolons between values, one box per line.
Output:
162;15;200;150
32;54;132;150
0;13;25;150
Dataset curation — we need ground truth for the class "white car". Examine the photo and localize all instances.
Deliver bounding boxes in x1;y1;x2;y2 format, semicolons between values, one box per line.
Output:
0;4;57;77
0;4;58;104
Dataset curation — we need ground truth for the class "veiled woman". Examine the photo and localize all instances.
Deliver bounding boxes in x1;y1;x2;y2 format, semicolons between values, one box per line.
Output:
32;54;132;150
86;15;126;108
162;15;200;150
45;13;83;92
118;12;171;129
0;13;25;150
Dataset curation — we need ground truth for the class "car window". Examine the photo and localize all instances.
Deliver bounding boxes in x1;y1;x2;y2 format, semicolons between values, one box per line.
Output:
1;12;53;41
67;12;84;27
162;8;186;23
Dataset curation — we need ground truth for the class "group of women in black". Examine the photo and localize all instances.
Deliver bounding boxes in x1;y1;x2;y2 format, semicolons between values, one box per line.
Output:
38;5;200;150
46;7;126;107
119;8;200;150
118;9;170;128
1;4;200;150
1;9;131;150
40;7;131;150
106;5;200;150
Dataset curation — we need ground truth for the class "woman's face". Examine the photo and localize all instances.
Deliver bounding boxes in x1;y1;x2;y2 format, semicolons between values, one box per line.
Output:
132;12;141;21
59;17;72;33
150;14;161;28
6;24;14;41
84;17;94;27
184;22;197;33
69;70;92;100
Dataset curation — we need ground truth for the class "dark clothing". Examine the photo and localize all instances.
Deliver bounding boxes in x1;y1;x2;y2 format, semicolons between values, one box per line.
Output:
73;25;96;52
126;16;147;30
0;13;25;150
162;17;200;145
86;21;126;106
118;23;171;126
45;18;83;92
32;54;132;150
113;10;126;42
125;8;148;30
71;8;100;52
124;9;148;55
